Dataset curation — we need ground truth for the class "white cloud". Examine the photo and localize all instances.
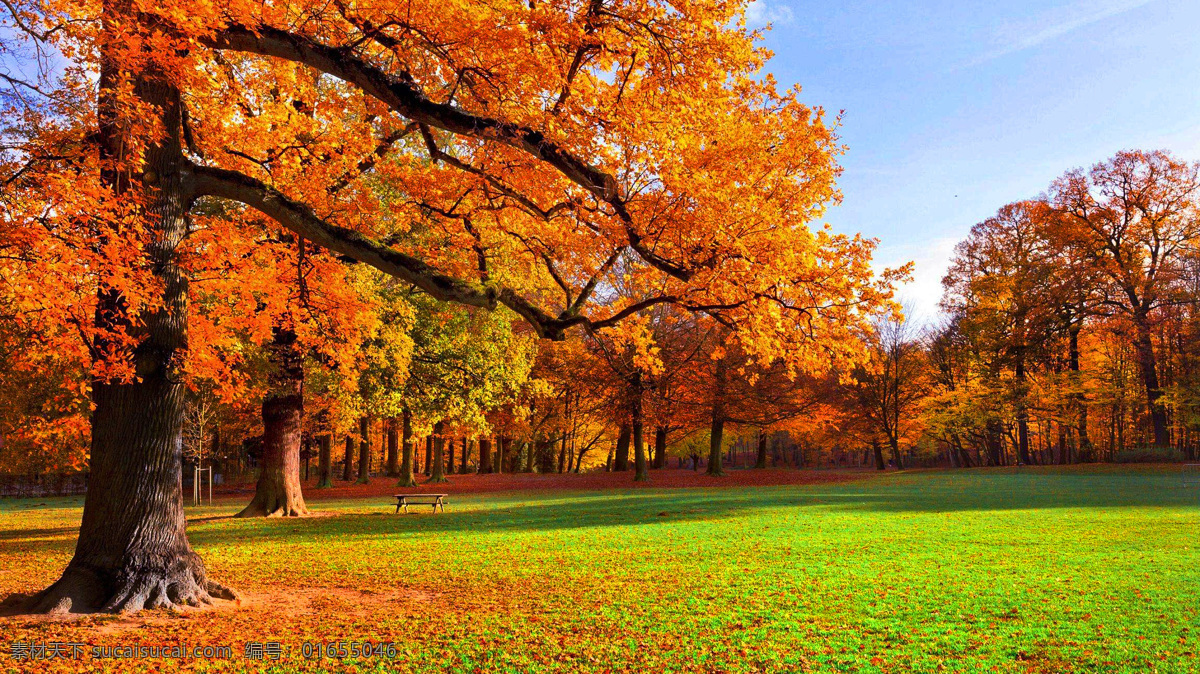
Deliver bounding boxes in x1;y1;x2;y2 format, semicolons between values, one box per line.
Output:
745;0;795;29
874;236;961;327
970;0;1158;65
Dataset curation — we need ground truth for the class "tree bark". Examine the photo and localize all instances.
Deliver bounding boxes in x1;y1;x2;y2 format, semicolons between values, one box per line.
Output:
356;417;371;484
342;435;354;481
423;435;433;476
1134;317;1170;448
633;420;649;484
397;409;417;487
888;435;904;470
1014;356;1032;465
429;421;448;483
316;434;332;488
236;327;308;518
706;358;727;476
755;431;768;469
31;49;235;613
386;418;400;477
872;438;886;471
479;437;493;474
614;424;631;472
653;426;668;469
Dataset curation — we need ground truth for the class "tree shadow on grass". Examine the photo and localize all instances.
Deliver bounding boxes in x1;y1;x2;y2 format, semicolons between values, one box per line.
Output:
3;471;1198;559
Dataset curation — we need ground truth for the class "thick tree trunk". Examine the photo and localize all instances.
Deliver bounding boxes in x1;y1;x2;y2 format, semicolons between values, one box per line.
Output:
356;417;371;484
460;437;469;474
614;424;631;471
653;426;668;469
633;420;648;483
872;438;886;471
397;408;418;487
429;421;448;483
342;435;354;481
237;327;308;518
755;431;768;469
31;56;235;613
316;434;332;488
386;418;400;477
479;437;493;474
1134;317;1170;448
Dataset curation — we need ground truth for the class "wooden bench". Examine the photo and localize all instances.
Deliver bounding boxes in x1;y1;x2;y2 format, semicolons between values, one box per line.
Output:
393;493;447;514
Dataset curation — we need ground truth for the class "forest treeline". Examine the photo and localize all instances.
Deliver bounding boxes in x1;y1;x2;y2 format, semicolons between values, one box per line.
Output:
7;149;1199;496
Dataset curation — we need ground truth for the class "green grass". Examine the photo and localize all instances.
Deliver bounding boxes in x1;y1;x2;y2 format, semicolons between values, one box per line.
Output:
3;468;1200;672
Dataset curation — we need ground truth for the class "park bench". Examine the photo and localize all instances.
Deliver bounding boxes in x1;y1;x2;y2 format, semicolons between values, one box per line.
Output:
393;493;447;514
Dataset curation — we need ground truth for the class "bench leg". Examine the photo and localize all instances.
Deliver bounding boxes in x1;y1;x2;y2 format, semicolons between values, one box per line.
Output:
395;502;400;514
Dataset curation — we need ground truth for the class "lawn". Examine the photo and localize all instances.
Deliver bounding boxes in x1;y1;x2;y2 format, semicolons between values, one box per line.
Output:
2;467;1199;673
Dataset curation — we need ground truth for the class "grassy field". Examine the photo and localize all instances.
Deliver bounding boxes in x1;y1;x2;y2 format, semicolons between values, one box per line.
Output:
2;467;1200;673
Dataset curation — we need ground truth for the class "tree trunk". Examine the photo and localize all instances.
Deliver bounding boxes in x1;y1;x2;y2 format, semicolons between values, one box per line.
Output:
479;437;493;474
653;426;668;469
497;436;509;474
424;435;433;476
755;431;768;469
237;327;308;518
1134;317;1170;448
633;419;649;483
429;421;448;483
397;408;417;487
872;438;886;470
1014;356;1032;465
888;434;904;470
614;424;631;472
342;435;354;480
447;437;455;476
31;55;236;613
460;437;470;474
386;419;400;477
316;434;332;488
706;358;728;476
1067;324;1093;461
355;417;370;484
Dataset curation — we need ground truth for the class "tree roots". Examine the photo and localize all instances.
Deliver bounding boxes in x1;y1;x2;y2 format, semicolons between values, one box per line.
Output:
29;553;239;615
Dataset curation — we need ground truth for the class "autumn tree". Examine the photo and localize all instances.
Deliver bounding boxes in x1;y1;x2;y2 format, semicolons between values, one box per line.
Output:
1050;151;1200;448
3;0;893;613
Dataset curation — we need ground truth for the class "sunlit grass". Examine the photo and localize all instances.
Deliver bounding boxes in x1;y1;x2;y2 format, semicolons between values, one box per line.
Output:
2;468;1199;672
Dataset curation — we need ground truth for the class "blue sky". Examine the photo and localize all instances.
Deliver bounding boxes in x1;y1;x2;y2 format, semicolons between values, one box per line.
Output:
748;0;1200;320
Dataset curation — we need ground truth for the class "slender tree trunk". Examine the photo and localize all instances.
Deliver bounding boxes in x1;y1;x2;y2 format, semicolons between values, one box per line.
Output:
31;51;235;613
888;434;905;470
356;417;371;484
429;421;448;483
386;418;400;477
342;435;354;481
316;434;332;488
238;327;308;518
424;435;433;476
706;358;728;476
447;437;455;476
460;437;470;474
397;408;417;487
755;431;768;469
614;424;631;471
479;437;493;474
497;436;508;474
